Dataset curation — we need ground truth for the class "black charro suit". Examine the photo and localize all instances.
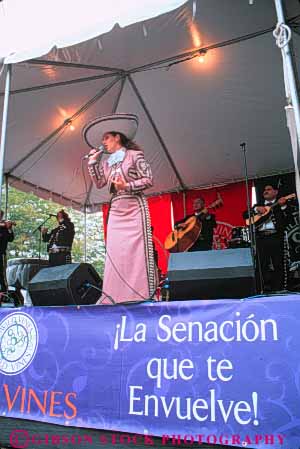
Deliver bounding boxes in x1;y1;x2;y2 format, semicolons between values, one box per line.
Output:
244;201;293;292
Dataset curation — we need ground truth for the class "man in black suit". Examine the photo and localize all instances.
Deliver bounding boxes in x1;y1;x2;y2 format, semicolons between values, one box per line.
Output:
176;197;217;252
246;184;292;292
0;210;14;294
41;210;75;267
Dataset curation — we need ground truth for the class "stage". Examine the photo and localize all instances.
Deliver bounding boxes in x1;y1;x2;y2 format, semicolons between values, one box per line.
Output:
0;294;299;449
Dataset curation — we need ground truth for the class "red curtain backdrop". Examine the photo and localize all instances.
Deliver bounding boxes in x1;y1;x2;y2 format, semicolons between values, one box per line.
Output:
148;194;172;275
102;203;109;242
101;195;172;275
171;191;185;225
101;183;250;273
171;182;252;249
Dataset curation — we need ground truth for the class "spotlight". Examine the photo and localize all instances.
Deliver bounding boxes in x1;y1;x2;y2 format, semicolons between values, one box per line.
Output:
67;120;75;131
197;49;207;64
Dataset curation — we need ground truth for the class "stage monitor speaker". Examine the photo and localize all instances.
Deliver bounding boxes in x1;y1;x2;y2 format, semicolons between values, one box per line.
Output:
168;248;256;300
28;263;102;306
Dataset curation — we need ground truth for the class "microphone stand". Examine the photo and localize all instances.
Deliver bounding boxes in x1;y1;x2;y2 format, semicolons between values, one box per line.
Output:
240;142;261;294
32;216;53;266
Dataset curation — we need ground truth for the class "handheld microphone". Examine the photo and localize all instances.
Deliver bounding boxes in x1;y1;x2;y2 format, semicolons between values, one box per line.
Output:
49;214;57;217
82;144;105;160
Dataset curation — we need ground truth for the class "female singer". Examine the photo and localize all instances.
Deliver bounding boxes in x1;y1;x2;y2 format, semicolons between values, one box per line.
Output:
83;113;156;304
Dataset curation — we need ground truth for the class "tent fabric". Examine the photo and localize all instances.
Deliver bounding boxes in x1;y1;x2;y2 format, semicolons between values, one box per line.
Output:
0;0;300;211
0;0;187;63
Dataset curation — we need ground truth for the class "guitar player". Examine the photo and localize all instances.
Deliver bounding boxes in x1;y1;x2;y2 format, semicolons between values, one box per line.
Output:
175;197;217;252
244;184;293;293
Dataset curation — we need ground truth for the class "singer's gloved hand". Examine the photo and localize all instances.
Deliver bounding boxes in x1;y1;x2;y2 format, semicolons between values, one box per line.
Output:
88;148;102;165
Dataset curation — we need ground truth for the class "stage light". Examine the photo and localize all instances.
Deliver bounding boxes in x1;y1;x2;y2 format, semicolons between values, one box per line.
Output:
197;50;207;64
66;120;75;131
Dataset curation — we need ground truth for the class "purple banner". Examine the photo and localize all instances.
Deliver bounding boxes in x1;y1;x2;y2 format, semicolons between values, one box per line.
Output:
0;296;300;449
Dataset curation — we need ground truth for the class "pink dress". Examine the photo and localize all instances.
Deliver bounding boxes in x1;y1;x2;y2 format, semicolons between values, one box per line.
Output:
88;149;156;304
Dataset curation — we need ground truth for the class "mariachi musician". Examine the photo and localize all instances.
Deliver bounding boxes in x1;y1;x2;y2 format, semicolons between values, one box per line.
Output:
41;210;75;267
244;184;294;292
175;197;217;251
0;210;15;294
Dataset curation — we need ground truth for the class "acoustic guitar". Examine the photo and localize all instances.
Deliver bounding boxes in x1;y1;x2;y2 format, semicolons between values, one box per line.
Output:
164;196;223;253
245;193;296;228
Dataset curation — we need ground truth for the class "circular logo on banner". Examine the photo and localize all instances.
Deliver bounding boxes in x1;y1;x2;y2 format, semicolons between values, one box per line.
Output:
0;312;38;375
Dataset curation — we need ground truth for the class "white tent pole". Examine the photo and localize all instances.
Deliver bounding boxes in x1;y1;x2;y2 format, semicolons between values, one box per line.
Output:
274;1;300;168
4;175;8;219
0;64;11;211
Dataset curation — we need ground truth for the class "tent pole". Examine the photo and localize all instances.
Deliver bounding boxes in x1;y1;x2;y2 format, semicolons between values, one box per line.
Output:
0;64;11;211
274;0;300;130
8;75;122;175
128;75;186;190
29;58;123;73
274;0;300;209
0;71;122;98
130;27;275;75
4;175;8;218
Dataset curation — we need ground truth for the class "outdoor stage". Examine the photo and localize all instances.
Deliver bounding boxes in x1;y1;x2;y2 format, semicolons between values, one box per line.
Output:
0;295;299;449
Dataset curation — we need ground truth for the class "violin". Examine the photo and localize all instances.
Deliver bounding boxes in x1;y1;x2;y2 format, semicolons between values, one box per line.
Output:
0;220;17;229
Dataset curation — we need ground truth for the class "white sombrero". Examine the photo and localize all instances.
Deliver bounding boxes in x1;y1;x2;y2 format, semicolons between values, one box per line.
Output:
82;113;138;149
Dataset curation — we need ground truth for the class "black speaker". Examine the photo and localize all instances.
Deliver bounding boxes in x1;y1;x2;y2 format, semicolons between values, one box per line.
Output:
7;258;49;290
167;248;256;300
28;263;102;306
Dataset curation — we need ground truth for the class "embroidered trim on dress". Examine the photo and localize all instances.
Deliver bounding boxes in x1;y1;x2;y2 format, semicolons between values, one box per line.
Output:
110;193;156;297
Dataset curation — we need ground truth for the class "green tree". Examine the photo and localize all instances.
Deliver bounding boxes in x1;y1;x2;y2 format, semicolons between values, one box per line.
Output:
5;187;105;276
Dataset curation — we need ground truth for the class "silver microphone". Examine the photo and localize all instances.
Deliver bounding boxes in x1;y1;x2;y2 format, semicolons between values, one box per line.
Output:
82;144;105;160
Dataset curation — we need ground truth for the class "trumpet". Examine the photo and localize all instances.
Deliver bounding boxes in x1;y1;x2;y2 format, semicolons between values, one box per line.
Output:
0;220;17;229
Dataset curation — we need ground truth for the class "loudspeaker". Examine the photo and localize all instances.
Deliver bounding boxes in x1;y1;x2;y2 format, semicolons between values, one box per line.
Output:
28;263;102;306
167;248;256;300
7;258;49;290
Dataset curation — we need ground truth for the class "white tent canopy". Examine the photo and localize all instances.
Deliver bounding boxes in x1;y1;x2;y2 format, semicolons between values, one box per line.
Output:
0;0;187;63
0;0;299;211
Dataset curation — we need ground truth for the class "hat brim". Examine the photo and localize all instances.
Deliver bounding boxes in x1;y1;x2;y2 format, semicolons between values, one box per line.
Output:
82;113;138;149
